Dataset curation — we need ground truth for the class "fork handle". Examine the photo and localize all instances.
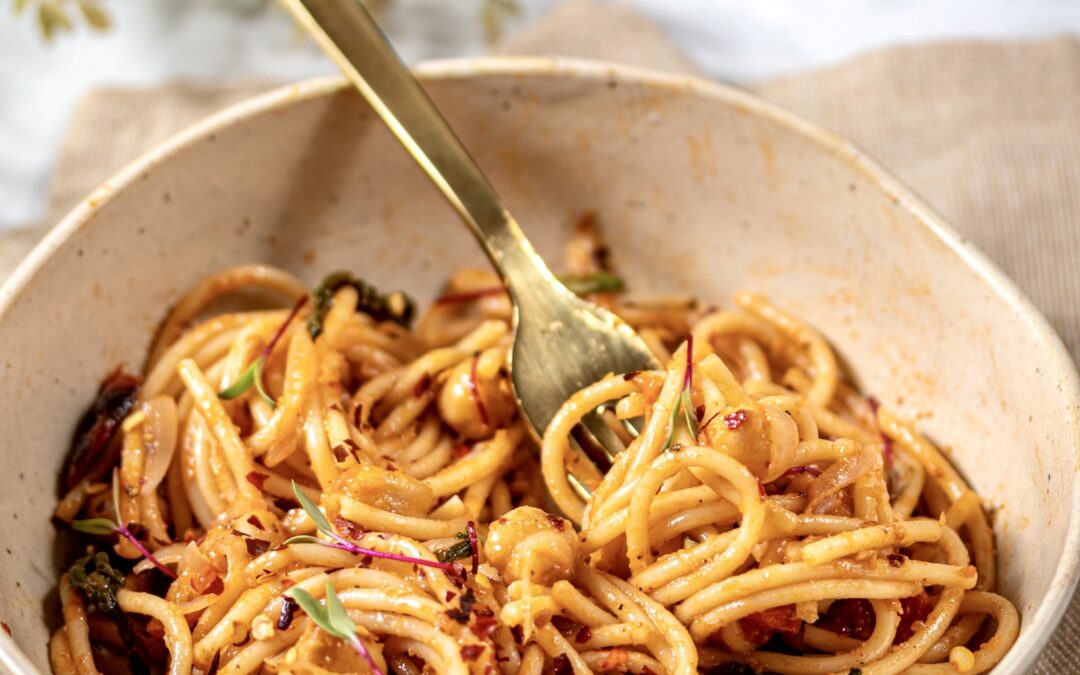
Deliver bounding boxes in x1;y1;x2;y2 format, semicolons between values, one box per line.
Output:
281;0;552;288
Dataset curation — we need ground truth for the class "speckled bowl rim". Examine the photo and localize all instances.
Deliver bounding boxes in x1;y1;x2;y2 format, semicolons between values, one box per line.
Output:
1;57;1077;675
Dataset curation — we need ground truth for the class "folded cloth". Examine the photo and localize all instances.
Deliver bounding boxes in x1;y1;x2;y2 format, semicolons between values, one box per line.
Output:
3;1;1078;669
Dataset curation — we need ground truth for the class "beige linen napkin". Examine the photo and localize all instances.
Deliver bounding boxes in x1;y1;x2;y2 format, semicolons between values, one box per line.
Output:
4;1;1079;670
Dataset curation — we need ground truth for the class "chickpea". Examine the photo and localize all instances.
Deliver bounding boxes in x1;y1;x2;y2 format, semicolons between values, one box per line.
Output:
484;506;580;585
438;349;515;439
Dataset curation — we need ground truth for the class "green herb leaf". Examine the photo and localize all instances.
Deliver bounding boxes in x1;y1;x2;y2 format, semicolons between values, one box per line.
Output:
290;587;334;635
435;538;473;563
292;480;333;535
251;359;276;408
218;359;259;400
680;388;698;438
308;271;415;339
71;518;117;536
283;535;324;546
558;271;625;296
68;549;125;620
324;580;358;637
77;0;110;30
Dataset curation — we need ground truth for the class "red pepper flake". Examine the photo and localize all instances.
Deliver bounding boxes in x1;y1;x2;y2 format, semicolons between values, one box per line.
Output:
695;404;706;423
273;497;299;511
245;538;271;557
332;515;364;540
783;465;823;478
359;555;374;568
546;514;566;532
460;644;486;662
552;654;572;675
435;286;504;306
1;622;10;636
738;605;801;645
445;591;457;602
412;372;433;397
277;596;298;630
206;577;225;595
246;515;264;529
454;442;471;459
246;471;269;490
144;618;165;641
724;410;749;430
352;403;364;429
817;599;875;640
895;591;934;642
575;626;592;644
471;609;498;639
468;354;490;427
331;444;348;462
497;518;508;525
466;521;480;574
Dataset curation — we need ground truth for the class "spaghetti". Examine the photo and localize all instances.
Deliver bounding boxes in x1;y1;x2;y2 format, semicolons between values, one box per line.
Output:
50;230;1018;674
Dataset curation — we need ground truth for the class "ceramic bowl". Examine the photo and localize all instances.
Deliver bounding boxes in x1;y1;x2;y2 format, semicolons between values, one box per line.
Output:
0;58;1076;674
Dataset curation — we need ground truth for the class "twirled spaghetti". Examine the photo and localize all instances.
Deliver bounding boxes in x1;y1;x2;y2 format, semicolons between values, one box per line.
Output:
49;226;1019;674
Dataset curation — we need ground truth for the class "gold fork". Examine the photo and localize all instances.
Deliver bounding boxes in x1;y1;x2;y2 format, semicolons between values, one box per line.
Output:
279;0;658;481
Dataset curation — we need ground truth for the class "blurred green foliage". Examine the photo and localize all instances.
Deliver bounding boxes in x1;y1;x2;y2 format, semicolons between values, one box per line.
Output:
12;0;519;43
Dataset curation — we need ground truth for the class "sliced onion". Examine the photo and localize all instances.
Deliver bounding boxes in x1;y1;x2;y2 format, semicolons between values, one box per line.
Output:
806;445;876;513
140;395;178;495
132;541;187;574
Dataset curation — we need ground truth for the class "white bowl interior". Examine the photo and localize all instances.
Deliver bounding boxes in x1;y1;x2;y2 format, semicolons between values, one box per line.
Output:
0;59;1076;673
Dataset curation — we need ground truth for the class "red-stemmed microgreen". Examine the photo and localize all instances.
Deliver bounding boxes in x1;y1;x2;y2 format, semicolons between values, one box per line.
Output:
282;481;462;575
219;296;308;408
71;471;176;579
466;521;479;574
291;581;383;675
664;335;698;450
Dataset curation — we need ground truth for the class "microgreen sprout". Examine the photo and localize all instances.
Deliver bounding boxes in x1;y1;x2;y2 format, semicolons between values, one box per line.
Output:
218;296;308;407
664;335;698;450
435;536;474;563
291;582;383;675
71;471;176;579
466;520;479;574
282;481;462;574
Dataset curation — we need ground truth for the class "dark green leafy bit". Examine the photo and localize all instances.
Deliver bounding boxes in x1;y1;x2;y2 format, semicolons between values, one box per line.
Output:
558;271;625;296
63;369;141;489
308;271;415;339
68;549;125;620
435;538;473;563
